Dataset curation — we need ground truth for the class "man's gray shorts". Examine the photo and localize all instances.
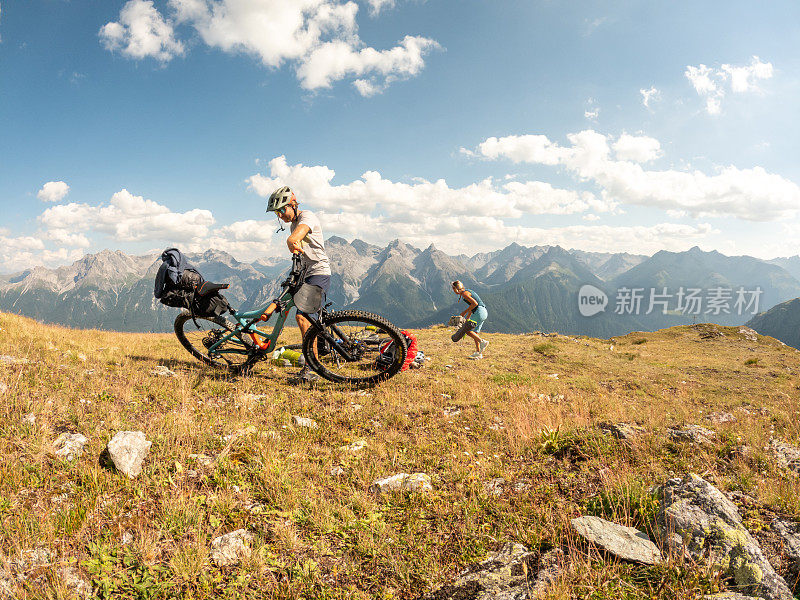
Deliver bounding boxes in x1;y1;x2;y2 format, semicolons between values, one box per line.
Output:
294;274;330;314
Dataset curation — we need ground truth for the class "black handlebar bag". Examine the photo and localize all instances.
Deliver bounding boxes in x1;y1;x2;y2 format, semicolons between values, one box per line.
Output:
293;282;324;314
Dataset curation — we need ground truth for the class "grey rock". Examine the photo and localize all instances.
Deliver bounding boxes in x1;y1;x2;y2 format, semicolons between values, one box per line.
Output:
53;433;88;462
770;439;800;475
188;453;215;467
292;416;318;430
107;431;151;478
21;413;35;426
0;382;7;395
710;412;737;424
370;473;433;494
210;529;254;566
62;566;92;599
11;548;52;580
571;516;662;564
484;478;506;497
151;365;177;377
668;424;717;444
738;327;759;342
705;594;762;600
330;466;345;477
424;542;563;600
0;355;30;365
342;440;366;452
771;519;800;579
443;406;462;418
600;422;643;440
657;473;792;600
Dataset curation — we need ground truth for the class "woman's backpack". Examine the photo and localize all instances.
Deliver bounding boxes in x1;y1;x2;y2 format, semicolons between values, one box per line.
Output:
153;248;230;318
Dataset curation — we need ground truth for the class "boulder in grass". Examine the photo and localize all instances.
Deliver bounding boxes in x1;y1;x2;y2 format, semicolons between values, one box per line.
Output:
571;516;662;565
53;433;88;462
668;425;717;444
424;542;563;600
107;431;151;478
657;473;793;600
210;529;254;567
370;473;432;494
770;439;800;475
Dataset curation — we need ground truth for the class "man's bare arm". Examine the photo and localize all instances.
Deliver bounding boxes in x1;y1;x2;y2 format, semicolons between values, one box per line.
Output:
286;223;310;253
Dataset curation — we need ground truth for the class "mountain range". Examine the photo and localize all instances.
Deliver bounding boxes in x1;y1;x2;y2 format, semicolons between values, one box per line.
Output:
2;240;800;339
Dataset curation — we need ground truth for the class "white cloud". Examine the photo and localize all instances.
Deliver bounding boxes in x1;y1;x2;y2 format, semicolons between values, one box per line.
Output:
101;0;439;95
721;56;773;93
474;130;800;221
37;181;70;203
100;0;184;61
247;155;616;223
365;0;394;16
40;189;215;243
612;133;661;163
584;109;599;121
685;56;773;115
640;86;659;109
296;35;439;91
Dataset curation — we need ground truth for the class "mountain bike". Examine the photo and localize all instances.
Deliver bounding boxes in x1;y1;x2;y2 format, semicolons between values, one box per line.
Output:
172;254;407;385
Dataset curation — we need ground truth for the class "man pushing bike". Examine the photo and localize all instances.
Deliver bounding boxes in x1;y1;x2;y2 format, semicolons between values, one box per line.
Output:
267;186;331;382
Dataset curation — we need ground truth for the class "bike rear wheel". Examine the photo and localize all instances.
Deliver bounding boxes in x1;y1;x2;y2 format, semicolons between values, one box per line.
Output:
302;310;407;385
174;312;253;371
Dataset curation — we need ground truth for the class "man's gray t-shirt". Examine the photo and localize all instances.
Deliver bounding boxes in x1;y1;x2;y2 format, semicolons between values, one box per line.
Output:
291;210;331;277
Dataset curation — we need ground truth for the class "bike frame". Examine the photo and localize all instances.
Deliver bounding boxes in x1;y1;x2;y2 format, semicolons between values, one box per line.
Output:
203;283;358;363
204;286;295;357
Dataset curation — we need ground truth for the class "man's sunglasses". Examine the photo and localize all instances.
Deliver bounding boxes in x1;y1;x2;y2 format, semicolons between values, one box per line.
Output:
275;206;288;215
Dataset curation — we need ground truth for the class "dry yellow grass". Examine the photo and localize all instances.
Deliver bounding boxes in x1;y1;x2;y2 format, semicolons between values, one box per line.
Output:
1;312;799;599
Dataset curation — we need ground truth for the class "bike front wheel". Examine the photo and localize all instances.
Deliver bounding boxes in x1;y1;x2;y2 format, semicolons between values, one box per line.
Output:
174;312;253;371
302;310;407;385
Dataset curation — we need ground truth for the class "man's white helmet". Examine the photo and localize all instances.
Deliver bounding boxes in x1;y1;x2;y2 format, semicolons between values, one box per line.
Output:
267;186;295;212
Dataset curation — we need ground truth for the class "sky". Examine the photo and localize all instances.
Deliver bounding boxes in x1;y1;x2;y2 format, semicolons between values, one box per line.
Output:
1;0;800;273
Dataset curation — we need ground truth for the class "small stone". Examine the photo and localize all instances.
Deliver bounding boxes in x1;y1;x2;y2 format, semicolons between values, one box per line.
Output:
107;431;151;478
21;413;35;426
443;406;461;417
330;466;345;477
53;433;88;462
343;440;366;453
0;382;8;395
210;529;254;567
0;355;29;366
547;373;559;379
705;594;762;600
770;439;800;475
222;426;257;442
668;425;717;444
370;473;432;494
121;531;133;545
710;412;737;424
77;353;87;362
188;453;215;467
484;478;505;497
239;393;269;402
151;365;177;377
600;422;643;440
350;403;362;411
12;548;53;578
62;567;92;599
292;416;318;430
571;516;662;564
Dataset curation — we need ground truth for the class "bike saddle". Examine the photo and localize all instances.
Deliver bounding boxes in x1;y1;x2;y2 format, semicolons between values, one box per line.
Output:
196;281;229;296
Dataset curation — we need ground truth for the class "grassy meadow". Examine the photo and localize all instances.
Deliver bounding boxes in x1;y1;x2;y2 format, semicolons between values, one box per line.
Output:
1;311;800;599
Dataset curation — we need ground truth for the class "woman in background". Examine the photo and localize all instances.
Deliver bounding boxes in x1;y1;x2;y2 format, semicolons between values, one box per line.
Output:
452;281;489;359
